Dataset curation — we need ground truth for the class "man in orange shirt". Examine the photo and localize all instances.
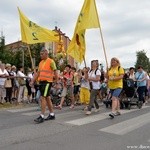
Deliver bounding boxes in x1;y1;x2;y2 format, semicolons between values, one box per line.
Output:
30;48;58;123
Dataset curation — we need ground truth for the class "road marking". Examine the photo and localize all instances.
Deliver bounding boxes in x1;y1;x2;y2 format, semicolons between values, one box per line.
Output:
7;107;38;112
7;105;150;127
22;109;81;117
17;106;104;117
66;106;149;126
99;112;150;135
22;111;41;116
148;139;150;142
66;113;107;126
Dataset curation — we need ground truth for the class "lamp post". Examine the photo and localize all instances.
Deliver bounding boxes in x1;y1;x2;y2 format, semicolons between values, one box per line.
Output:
20;45;27;71
22;48;24;69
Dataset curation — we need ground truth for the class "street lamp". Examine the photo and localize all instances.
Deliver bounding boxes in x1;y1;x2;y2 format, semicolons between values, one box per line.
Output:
22;48;24;69
20;45;27;71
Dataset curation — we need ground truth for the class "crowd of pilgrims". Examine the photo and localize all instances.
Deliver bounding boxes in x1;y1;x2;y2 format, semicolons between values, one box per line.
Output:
0;60;150;116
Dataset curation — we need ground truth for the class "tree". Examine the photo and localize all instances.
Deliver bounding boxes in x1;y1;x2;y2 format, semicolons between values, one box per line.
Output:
135;50;150;72
30;43;44;67
0;36;5;60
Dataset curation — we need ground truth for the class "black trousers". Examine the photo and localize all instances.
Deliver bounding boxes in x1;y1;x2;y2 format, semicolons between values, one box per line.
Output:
5;87;12;102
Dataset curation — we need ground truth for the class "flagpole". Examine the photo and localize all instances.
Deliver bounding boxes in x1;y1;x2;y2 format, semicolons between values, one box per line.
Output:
27;45;34;69
99;26;108;68
93;0;108;68
83;55;87;68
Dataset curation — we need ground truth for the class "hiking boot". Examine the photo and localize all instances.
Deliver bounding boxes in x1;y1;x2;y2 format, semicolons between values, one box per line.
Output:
34;115;44;123
45;114;55;121
109;113;115;119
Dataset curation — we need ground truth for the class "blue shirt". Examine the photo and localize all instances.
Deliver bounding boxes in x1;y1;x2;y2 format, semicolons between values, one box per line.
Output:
135;71;146;87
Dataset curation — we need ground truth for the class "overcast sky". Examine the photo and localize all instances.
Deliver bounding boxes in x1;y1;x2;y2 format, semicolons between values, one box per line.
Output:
0;0;150;69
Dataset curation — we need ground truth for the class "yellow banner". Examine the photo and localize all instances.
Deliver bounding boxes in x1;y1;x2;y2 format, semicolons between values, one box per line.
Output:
18;8;59;44
67;0;100;63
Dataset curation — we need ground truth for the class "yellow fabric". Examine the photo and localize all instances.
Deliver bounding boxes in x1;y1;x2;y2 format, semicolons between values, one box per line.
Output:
80;87;90;105
18;8;59;44
67;0;100;63
108;66;124;89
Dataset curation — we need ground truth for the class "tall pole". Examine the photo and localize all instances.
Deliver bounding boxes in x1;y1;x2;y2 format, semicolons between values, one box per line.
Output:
27;45;34;69
21;44;34;70
99;26;108;68
96;1;108;69
83;55;87;68
22;48;24;69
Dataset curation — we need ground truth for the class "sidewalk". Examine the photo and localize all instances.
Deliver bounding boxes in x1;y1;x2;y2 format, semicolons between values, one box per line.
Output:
0;87;37;110
0;101;37;110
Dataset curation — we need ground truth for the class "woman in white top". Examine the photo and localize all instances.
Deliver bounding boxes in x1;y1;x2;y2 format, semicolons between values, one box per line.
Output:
0;63;9;103
80;67;90;110
86;60;101;115
17;66;26;103
129;67;135;80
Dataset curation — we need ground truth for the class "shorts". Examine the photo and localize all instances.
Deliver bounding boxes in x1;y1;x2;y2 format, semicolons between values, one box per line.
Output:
74;85;80;95
110;88;122;98
60;86;73;97
39;81;52;97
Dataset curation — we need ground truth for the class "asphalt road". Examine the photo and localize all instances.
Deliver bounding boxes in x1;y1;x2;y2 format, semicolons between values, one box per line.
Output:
0;102;150;150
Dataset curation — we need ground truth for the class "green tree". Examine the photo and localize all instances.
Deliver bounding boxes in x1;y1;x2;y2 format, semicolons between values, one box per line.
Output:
0;36;5;60
30;43;44;67
135;50;150;72
0;41;68;73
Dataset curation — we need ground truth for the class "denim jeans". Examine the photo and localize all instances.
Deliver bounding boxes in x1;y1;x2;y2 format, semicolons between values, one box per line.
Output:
137;86;146;103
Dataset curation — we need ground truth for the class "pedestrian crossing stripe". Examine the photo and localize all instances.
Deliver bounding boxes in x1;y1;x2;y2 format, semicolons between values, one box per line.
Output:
99;111;150;135
7;107;38;113
22;109;82;118
7;105;150;129
65;106;150;126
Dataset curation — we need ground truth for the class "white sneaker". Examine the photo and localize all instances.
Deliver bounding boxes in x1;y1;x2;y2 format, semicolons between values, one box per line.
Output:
94;108;100;112
86;111;92;115
114;111;121;116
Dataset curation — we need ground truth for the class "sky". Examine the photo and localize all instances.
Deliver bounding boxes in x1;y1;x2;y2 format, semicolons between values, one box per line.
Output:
0;0;150;69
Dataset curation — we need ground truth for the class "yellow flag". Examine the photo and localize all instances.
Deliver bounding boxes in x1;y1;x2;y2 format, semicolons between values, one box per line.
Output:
18;8;59;44
67;0;100;63
68;30;86;63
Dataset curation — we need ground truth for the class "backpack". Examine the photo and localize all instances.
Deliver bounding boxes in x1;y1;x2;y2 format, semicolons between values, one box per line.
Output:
89;68;99;76
109;66;124;76
89;68;103;82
